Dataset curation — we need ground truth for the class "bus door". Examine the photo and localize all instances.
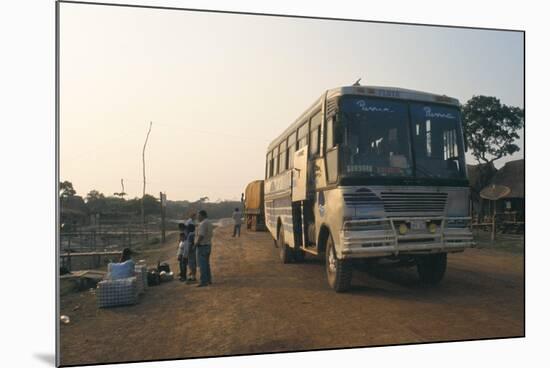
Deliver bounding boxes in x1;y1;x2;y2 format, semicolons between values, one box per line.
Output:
292;147;307;201
292;147;309;248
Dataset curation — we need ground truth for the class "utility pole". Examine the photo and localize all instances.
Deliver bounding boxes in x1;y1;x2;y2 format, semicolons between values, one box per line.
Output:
141;122;152;239
160;192;166;243
120;178;126;199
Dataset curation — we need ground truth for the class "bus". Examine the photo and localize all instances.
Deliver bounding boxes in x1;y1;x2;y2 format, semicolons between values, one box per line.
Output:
264;85;474;292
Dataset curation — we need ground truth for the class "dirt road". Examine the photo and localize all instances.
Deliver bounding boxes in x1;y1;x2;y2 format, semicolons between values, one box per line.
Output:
60;224;524;366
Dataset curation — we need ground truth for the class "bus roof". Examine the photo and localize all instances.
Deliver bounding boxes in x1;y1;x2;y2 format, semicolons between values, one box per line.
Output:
267;85;460;152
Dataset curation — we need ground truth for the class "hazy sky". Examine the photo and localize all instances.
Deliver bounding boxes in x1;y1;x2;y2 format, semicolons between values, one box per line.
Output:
60;3;524;201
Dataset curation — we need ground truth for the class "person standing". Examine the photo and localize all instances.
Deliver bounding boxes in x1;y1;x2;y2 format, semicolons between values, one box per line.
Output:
176;226;188;281
232;207;242;237
185;222;197;283
196;210;213;287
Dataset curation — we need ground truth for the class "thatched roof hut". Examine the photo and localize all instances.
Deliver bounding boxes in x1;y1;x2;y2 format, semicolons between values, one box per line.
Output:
467;162;497;198
489;159;524;199
467;159;524;221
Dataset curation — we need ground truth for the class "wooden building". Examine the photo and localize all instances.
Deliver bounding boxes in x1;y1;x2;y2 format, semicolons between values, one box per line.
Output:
489;159;525;222
467;162;497;222
468;159;524;223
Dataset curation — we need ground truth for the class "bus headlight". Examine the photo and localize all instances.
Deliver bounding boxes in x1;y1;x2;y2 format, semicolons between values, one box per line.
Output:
399;223;408;235
428;223;438;233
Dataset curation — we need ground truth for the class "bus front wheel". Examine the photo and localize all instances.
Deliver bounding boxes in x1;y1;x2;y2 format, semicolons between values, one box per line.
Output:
416;253;447;285
326;233;352;292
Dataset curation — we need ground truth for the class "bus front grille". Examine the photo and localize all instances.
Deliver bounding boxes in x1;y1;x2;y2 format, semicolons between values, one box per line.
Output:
343;191;383;206
381;192;448;213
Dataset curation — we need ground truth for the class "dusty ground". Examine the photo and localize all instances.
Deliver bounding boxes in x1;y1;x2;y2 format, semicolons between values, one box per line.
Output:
59;224;524;366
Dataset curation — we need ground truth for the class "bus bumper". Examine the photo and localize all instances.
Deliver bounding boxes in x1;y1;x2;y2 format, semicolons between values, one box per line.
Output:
338;217;475;259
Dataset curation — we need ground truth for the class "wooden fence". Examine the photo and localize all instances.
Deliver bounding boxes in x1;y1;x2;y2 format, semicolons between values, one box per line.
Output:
472;212;524;241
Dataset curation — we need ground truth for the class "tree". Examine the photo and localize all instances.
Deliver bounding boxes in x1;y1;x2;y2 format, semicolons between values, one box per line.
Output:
114;178;127;199
86;190;105;202
142;194;160;216
59;181;76;198
85;189;106;214
462;95;524;165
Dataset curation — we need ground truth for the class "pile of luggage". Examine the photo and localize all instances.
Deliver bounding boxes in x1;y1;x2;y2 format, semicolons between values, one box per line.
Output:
97;260;174;308
146;261;174;286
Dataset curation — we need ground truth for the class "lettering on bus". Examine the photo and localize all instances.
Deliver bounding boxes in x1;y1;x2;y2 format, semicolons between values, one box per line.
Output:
424;106;456;120
356;100;395;113
377;89;400;98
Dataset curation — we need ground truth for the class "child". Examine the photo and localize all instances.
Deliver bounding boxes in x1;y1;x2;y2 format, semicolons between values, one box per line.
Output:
177;225;188;281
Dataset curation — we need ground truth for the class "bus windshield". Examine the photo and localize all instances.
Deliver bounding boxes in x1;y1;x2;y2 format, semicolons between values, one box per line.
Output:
409;102;466;179
340;97;413;177
340;96;466;179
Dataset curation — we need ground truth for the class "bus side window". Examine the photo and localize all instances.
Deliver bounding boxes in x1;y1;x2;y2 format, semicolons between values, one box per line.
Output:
266;153;270;179
326;116;334;150
279;141;287;173
325;115;339;183
268;151;274;177
309;126;320;156
287;132;296;168
297;122;309;151
309;110;322;156
273;146;279;176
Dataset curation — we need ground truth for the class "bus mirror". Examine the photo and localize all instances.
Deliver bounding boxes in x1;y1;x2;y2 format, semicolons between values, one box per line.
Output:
463;132;468;152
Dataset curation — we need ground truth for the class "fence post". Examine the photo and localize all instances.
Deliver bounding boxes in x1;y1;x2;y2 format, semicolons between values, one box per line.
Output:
491;201;497;241
67;247;72;272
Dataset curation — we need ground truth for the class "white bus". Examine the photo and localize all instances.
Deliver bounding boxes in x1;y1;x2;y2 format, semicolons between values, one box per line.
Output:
264;85;474;292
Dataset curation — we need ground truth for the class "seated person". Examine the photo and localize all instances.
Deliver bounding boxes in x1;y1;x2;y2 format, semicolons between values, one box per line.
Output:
109;248;136;280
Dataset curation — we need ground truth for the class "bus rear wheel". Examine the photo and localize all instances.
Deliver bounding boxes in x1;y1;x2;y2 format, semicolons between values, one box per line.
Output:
278;225;292;264
326;233;352;292
416;253;447;285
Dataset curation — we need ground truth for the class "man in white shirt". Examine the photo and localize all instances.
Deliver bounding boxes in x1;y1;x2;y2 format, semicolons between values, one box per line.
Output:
196;210;214;287
232;208;242;237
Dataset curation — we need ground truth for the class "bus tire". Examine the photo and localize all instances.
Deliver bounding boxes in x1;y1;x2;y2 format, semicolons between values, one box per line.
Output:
278;225;292;264
294;247;305;263
416;253;447;285
325;233;352;292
